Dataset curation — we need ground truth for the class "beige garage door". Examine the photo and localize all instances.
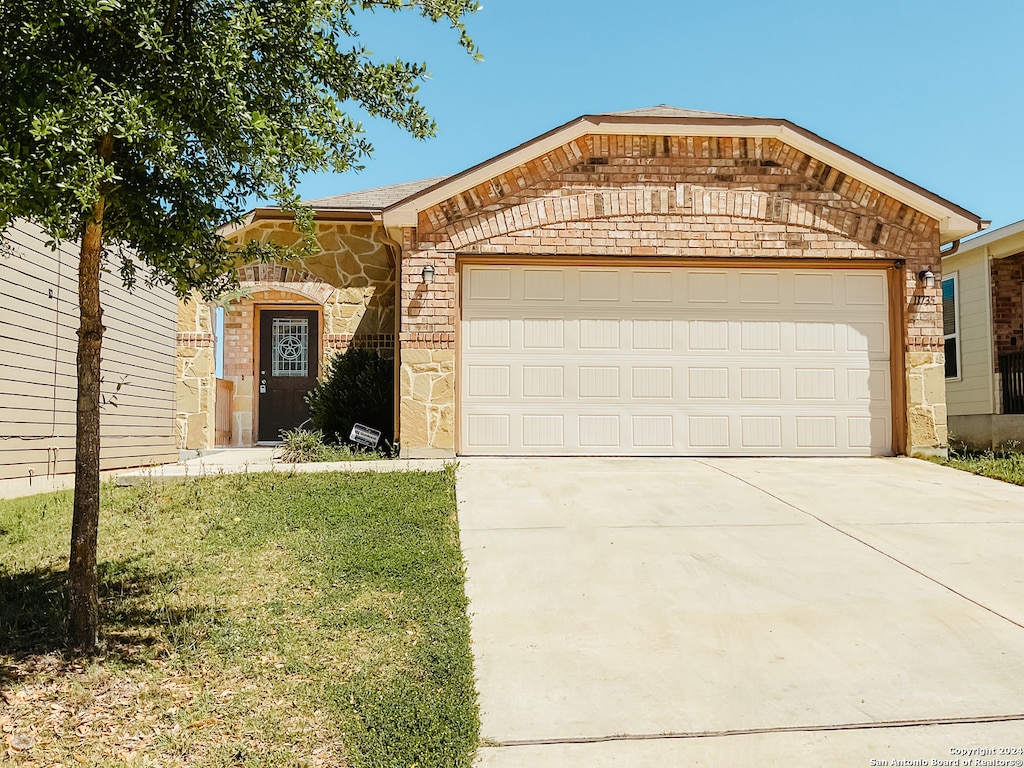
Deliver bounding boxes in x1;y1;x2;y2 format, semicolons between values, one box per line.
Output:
460;265;892;456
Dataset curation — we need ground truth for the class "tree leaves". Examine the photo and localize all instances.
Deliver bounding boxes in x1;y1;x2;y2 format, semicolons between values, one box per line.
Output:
0;0;480;296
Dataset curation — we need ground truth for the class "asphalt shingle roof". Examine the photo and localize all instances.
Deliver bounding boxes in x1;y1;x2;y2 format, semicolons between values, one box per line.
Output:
303;176;449;210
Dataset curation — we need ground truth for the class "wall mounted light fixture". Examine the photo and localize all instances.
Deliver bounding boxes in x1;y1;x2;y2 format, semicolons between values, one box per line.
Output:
421;264;435;284
918;267;936;290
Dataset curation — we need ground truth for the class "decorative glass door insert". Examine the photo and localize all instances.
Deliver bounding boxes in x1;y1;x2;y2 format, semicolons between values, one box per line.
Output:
271;318;309;377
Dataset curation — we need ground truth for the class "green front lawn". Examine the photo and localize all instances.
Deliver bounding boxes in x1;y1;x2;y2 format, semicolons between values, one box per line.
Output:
938;449;1024;487
0;468;478;767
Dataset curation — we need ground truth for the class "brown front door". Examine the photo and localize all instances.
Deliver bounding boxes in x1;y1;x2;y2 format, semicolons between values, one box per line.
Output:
258;309;319;442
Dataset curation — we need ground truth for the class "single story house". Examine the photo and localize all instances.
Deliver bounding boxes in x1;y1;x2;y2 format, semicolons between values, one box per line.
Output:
177;106;984;457
1;220;178;484
942;219;1024;449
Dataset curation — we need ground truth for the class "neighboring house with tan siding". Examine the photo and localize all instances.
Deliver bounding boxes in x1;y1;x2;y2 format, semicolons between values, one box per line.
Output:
178;107;984;457
942;219;1024;449
1;220;178;484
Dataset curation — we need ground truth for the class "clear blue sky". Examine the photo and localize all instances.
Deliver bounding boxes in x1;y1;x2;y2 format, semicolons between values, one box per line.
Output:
295;0;1024;233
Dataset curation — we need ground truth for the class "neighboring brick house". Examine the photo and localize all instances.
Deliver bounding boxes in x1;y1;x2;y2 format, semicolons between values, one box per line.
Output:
942;219;1024;449
177;106;984;457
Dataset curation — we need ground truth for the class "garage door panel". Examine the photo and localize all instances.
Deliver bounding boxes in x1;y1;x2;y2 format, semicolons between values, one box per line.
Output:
631;367;673;399
468;267;512;300
844;273;887;305
522;318;564;349
467;365;510;398
522;414;564;447
467;317;510;349
522;366;564;398
740;368;782;400
741;415;783;450
579;269;620;302
795;322;836;351
687;271;729;303
793;272;836;304
522;269;565;301
466;414;511;449
689;320;729;350
739;272;781;304
461;265;892;456
632;319;674;350
578;414;620;448
846;321;889;354
632;270;675;302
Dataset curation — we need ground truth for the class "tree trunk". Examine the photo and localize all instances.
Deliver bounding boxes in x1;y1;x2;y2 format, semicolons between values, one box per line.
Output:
68;135;113;652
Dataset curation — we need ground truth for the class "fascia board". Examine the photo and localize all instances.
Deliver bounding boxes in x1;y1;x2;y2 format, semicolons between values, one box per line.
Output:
218;207;379;240
383;118;982;242
771;125;980;242
949;218;1024;260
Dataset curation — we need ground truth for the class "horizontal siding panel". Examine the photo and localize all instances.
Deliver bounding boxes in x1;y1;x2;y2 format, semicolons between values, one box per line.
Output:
103;291;178;330
1;220;177;478
0;365;71;391
0;446;177;482
0;288;62;329
945;258;993;416
100;359;177;383
101;408;175;425
0;335;75;367
0;246;68;289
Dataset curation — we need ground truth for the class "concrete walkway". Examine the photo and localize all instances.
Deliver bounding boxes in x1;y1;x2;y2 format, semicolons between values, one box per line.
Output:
115;447;449;485
457;457;1024;766
1;448;450;498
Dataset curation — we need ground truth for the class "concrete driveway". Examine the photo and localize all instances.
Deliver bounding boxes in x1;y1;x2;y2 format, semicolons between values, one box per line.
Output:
456;457;1024;766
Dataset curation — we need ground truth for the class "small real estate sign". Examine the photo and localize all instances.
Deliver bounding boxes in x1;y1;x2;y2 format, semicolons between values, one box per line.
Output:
349;423;382;449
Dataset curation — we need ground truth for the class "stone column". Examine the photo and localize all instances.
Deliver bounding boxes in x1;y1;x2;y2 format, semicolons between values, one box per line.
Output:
175;297;217;451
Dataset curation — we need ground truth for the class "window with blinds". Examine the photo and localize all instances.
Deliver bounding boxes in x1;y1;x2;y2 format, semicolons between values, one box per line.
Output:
943;275;959;379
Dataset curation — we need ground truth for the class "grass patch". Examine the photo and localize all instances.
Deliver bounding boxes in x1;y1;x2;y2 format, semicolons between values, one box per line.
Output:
936;446;1024;487
0;468;478;767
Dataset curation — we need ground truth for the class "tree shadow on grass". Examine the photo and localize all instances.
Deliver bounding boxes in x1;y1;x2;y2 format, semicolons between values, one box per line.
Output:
0;566;68;657
0;555;221;682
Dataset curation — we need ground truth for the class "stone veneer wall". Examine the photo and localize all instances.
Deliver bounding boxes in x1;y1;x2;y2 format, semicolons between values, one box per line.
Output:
176;220;397;447
175;299;217;450
399;133;947;456
221;283;395;446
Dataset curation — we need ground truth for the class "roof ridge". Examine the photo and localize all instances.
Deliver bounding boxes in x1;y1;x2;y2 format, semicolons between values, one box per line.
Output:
599;105;764;120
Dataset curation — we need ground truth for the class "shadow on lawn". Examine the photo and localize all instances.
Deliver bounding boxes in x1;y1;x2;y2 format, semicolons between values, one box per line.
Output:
0;555;213;669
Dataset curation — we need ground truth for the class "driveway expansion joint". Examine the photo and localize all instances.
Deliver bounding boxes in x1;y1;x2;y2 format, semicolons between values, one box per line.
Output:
489;713;1024;748
698;460;1024;632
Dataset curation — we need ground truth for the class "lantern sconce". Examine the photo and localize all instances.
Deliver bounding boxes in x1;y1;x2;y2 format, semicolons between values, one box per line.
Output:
421;264;435;284
918;267;936;290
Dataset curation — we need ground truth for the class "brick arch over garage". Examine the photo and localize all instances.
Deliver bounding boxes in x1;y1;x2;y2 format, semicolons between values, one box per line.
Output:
416;134;936;259
437;187;918;257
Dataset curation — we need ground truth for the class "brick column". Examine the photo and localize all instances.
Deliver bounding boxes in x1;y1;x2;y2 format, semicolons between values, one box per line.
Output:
398;229;457;457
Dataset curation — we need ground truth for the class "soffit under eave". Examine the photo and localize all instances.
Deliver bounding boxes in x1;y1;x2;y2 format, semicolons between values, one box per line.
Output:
381;117;983;243
218;208;379;242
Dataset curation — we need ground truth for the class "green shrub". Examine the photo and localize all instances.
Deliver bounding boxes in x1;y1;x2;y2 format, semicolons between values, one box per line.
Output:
306;347;394;447
279;427;328;462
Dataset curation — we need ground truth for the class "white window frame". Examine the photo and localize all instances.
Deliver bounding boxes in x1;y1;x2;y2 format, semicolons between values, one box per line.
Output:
943;272;962;381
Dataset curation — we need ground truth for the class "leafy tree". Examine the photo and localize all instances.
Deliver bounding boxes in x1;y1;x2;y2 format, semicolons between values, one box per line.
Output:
0;0;479;651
